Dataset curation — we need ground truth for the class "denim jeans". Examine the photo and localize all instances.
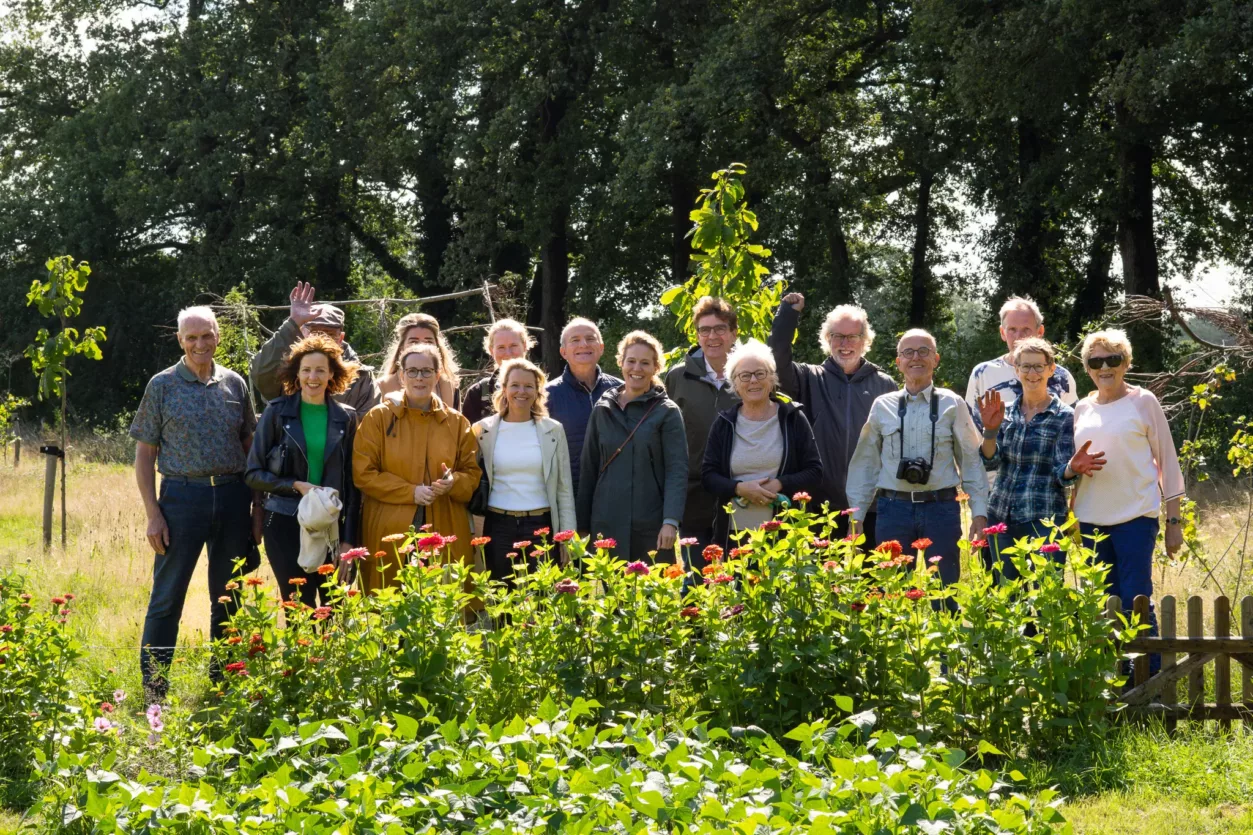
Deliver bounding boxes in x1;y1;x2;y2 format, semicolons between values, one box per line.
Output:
1081;514;1160;675
875;496;962;586
482;511;553;586
141;479;251;695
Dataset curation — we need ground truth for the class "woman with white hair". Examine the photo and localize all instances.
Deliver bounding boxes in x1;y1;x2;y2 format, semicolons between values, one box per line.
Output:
1073;329;1184;609
701;339;823;548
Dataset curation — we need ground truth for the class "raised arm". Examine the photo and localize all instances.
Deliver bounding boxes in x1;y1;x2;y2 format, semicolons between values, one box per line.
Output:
768;295;806;400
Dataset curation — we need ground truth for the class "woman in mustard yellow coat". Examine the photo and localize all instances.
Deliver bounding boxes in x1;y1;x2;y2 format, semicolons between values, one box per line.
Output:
353;343;480;591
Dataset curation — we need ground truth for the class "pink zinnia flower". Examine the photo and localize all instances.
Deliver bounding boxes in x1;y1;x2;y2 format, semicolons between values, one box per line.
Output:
983;523;1009;535
812;539;831;549
677;537;699;547
533;527;551;538
94;717;113;733
148;715;164;733
513;540;532;550
1040;542;1062;554
704;573;734;586
555;578;580;594
146;704;162;720
761;520;782;532
593;538;617;550
418;534;446;551
624;561;650;577
342;547;370;562
841;507;859;516
721;604;745;620
313;606;333;621
928;555;942;564
822;560;838;571
553;530;576;543
792;491;811;504
0;625;11;634
100;702;114;713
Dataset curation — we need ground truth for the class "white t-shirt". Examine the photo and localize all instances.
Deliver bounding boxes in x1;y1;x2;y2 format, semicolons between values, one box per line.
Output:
487;420;548;511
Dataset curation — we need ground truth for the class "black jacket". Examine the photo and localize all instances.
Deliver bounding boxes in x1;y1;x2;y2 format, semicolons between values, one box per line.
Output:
700;396;824;548
461;372;498;425
245;394;361;545
768;303;897;511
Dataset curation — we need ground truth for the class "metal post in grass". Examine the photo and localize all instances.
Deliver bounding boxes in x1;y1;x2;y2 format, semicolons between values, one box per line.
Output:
23;256;107;548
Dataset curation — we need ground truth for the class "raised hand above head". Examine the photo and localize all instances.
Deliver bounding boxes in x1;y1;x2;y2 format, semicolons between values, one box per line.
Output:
977;390;1004;433
782;292;805;312
1068;440;1107;477
289;281;317;327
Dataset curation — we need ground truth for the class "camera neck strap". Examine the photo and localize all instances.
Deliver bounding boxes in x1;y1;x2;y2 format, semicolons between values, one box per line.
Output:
897;388;939;467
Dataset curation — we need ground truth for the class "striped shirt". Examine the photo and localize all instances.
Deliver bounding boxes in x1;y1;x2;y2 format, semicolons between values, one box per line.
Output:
981;395;1078;524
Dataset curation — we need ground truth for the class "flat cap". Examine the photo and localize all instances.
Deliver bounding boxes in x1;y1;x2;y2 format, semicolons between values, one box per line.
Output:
306;304;345;329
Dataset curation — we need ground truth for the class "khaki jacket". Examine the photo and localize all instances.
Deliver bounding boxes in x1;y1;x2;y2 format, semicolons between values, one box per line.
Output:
352;392;480;591
472;414;576;534
251;318;380;416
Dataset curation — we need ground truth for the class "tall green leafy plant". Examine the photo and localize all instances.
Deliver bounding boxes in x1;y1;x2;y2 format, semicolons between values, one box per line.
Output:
24;256;107;546
660;163;785;357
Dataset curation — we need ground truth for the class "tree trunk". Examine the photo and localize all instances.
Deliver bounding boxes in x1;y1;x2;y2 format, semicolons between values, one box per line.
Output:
1069;206;1116;340
669;163;698;286
909;168;935;328
1114;107;1163;369
538;206;570;374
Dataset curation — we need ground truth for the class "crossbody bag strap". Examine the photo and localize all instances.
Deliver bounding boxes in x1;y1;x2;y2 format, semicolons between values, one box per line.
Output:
600;397;663;476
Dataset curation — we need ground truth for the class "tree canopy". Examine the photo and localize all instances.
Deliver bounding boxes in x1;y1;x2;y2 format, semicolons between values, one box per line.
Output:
1;0;1250;421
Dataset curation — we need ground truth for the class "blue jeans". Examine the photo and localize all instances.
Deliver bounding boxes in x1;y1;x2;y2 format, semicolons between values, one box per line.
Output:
1081;514;1160;675
875;496;962;592
141;479;252;695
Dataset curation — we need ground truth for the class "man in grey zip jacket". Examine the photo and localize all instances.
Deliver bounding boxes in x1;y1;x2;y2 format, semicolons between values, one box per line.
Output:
768;293;896;538
663;297;740;554
251;282;379;416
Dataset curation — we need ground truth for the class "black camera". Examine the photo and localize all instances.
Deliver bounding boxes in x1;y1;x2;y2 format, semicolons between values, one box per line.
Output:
896;457;933;485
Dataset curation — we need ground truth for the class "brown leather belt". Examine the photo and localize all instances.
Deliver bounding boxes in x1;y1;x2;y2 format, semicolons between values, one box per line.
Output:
878;487;959;504
486;506;551;518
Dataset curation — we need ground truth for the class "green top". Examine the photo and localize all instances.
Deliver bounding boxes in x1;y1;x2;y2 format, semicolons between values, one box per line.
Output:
300;401;329;486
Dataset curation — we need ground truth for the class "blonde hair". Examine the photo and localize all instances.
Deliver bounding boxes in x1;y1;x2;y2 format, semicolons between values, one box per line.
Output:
999;296;1044;327
726;339;779;394
482;319;535;362
492;358;549;418
1010;336;1057;367
380;313;460;389
398;342;442;373
1081;328;1133;368
819;304;875;355
615;330;665;387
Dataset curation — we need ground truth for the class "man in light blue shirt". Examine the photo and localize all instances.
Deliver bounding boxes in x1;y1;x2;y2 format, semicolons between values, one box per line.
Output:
846;329;989;591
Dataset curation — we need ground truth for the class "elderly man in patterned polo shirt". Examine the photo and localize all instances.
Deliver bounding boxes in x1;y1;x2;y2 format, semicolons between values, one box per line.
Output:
130;306;257;699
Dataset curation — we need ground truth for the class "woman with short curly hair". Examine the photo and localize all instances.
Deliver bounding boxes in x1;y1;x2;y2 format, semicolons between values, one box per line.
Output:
246;333;363;606
576;330;688;561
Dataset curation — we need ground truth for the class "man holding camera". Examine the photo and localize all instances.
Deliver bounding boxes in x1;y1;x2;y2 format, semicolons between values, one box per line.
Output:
845;329;988;590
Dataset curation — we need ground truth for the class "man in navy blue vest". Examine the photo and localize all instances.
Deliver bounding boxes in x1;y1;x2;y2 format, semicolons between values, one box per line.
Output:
544;317;622;496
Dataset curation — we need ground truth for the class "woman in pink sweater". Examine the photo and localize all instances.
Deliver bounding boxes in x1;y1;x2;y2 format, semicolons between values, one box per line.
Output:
1073;329;1185;612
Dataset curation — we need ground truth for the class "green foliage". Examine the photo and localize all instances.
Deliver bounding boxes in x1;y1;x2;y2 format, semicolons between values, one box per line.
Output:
660;164;785;355
212;284;263;382
34;704;1067;834
0;573;82;808
0;393;28;444
23;257;106;402
198;507;1125;756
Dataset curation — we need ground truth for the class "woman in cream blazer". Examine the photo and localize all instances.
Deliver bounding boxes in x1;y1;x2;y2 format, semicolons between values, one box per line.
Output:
472;358;576;583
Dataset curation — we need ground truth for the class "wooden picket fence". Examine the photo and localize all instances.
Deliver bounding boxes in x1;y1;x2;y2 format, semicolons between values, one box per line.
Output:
1111;593;1253;727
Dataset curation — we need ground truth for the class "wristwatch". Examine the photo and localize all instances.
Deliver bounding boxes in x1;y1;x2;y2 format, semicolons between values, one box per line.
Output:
1166;516;1182;526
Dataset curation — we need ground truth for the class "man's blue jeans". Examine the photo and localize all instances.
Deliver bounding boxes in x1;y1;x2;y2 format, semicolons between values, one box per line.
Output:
875;495;962;594
141;478;251;695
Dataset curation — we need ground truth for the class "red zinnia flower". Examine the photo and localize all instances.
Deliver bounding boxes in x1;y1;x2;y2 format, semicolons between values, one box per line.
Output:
100;702;114;713
680;606;700;619
313;606;333;621
553;530;576;543
50;596;66;605
224;662;247;674
245;577;265;587
227;636;242;645
729;547;753;558
875;540;903;558
850;601;866;612
792;491;811;504
248;644;266;657
513;540;532;550
533;527;551;537
970;538;988;549
624;561;650;577
905;588;926;601
418;534;446;551
1040;542;1062;553
290;577;307;587
593;538;617;550
761;520;783;532
471;536;491;547
317;563;336;575
983;523;1009;535
705;573;734;586
702;544;724;562
911;538;933;551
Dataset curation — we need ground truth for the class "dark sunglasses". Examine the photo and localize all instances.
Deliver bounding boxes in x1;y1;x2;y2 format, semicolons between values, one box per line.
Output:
1086;354;1124;370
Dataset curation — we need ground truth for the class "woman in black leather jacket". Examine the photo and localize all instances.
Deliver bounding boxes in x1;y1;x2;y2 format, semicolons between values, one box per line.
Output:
245;333;361;606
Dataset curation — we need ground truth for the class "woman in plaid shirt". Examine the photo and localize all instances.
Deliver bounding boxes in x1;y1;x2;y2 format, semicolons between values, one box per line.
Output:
975;337;1106;581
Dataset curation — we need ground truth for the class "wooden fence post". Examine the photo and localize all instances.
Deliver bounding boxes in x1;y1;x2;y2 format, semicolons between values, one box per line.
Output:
1242;597;1253;729
41;448;57;548
1188;596;1205;721
13;436;19;468
1161;595;1177;733
1215;596;1232;730
1132;596;1151;703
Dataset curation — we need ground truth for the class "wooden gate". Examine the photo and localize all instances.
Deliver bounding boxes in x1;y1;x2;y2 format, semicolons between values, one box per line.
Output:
1111;594;1253;726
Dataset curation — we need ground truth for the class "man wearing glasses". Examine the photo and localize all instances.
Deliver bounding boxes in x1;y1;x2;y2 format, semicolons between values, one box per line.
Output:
664;296;741;555
768;293;896;540
965;297;1077;420
846;330;988;591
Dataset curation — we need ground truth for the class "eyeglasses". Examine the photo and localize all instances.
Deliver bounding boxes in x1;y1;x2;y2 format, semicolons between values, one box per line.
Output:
404;367;436;379
697;324;731;337
1086;354;1124;370
828;333;864;345
564;335;601;347
734;370;770;383
1016;363;1047;374
898;347;934;360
